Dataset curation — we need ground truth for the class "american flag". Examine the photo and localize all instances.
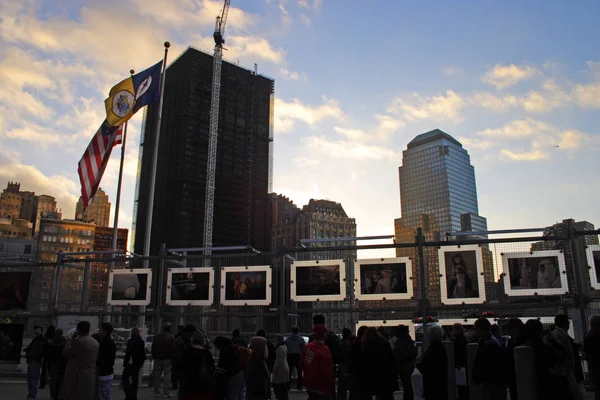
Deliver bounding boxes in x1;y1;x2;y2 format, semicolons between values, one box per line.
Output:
77;120;123;208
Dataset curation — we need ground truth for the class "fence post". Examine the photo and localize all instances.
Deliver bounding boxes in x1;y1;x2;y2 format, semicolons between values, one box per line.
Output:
279;253;286;334
52;253;64;317
568;219;589;334
416;227;429;349
154;243;167;334
467;342;481;400
81;256;91;313
443;340;457;400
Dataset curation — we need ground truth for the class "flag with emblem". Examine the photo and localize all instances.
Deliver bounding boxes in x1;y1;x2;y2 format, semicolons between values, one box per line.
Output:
77;120;123;208
104;60;163;127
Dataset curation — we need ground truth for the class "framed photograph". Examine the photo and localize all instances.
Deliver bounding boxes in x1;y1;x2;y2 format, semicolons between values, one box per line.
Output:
291;260;346;302
0;271;32;310
166;268;214;306
587;245;600;290
438;245;486;305
501;251;568;296
220;266;272;306
354;257;413;301
355;320;416;340
107;269;152;306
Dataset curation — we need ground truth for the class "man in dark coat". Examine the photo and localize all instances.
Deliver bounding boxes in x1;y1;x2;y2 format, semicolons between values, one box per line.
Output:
122;327;146;400
97;322;116;400
503;318;526;400
46;328;67;400
172;324;197;400
59;320;100;400
171;324;184;390
473;318;507;400
391;325;417;400
152;323;175;398
25;325;45;400
418;325;448;400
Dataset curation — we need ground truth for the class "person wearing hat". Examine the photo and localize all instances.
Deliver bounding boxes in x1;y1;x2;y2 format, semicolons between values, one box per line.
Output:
300;324;334;400
246;336;271;400
179;329;215;400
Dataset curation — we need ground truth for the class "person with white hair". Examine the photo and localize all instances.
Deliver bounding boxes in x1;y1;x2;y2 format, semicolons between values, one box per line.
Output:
417;325;448;400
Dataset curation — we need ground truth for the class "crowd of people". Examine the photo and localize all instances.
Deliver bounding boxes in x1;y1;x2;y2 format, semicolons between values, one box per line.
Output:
19;312;600;400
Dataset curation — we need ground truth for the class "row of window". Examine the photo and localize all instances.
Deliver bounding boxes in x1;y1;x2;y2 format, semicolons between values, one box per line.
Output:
41;235;92;245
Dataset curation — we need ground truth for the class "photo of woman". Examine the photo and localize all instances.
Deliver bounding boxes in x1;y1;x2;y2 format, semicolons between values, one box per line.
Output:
439;245;485;305
502;251;567;296
220;266;272;306
354;258;413;301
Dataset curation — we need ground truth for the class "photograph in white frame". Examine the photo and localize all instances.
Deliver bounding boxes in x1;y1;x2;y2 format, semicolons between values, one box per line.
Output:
438;245;486;305
107;269;152;306
220;266;272;306
291;260;346;302
501;251;568;296
166;268;214;306
355;320;416;340
587;245;600;290
354;257;413;301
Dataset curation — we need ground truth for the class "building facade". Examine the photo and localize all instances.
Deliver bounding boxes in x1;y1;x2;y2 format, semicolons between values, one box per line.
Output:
132;47;274;255
0;182;22;219
90;226;128;310
395;130;492;306
0;217;34;239
33;195;58;235
75;188;111;227
269;194;301;252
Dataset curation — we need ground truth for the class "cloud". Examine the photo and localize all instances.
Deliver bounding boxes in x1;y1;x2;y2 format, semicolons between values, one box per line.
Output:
375;114;405;139
573;82;600;108
228;36;285;64
477;118;555;138
500;149;550;161
458;137;494;150
298;0;322;9
469;92;519;111
274;96;343;132
481;64;539;89
279;68;300;80
442;67;461;76
300;14;311;26
387;90;465;123
3;122;63;146
306;136;396;160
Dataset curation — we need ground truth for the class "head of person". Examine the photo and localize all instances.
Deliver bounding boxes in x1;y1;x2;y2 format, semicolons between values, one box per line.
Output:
292;326;300;335
427;325;444;343
232;328;241;338
491;324;502;337
474;318;492;339
502;318;524;339
342;328;352;339
77;321;91;337
396;324;409;337
313;314;326;326
191;329;207;349
590;315;600;335
276;334;284;345
46;325;56;338
256;329;267;339
356;326;368;341
250;336;268;358
453;253;463;265
33;325;43;336
452;323;464;338
184;324;196;339
554;314;570;332
130;327;140;338
313;324;327;341
54;328;63;338
100;322;114;337
163;323;172;333
524;319;544;342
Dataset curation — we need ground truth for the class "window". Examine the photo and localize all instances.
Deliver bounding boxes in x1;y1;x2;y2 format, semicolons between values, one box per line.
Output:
24;245;32;254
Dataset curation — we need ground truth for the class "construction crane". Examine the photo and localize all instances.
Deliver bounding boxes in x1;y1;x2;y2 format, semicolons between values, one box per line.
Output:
203;0;230;264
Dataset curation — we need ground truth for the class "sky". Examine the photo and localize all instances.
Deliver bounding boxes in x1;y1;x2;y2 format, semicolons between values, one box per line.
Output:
1;0;600;252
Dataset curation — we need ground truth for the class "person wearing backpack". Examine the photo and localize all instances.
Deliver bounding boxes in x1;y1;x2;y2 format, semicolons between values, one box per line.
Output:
246;336;271;400
285;326;306;391
229;340;251;400
390;325;416;400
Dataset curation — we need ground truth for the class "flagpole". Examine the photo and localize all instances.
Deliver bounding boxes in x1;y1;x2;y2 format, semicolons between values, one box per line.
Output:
111;69;135;255
143;42;170;262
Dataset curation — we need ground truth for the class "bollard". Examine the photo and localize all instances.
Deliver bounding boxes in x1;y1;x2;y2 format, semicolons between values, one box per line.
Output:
443;340;457;400
514;346;538;400
467;342;481;400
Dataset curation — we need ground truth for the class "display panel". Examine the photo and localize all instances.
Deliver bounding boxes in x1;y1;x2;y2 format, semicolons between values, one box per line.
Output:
501;251;568;296
354;257;413;301
166;268;214;306
438;245;486;305
587;245;600;290
107;269;152;306
291;260;346;302
220;266;272;306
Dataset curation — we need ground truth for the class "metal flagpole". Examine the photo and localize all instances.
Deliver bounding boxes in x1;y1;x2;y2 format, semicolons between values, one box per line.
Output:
142;41;170;262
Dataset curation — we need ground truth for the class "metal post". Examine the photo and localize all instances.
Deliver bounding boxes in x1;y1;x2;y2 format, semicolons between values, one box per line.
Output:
279;253;286;334
443;340;457;400
155;243;167;334
53;253;64;313
179;251;187;327
81;257;91;313
514;346;538;400
416;228;429;348
568;219;589;334
467;342;481;400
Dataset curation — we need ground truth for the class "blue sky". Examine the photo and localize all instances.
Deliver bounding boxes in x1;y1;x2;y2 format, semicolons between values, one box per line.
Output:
1;0;599;250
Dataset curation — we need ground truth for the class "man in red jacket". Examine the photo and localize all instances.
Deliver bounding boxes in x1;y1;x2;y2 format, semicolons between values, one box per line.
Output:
300;324;334;400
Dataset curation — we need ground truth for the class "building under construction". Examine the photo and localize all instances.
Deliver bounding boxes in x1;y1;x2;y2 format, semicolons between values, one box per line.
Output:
132;47;274;254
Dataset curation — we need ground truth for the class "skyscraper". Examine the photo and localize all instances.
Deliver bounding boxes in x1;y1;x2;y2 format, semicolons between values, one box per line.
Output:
132;47;274;254
395;129;491;306
75;188;111;227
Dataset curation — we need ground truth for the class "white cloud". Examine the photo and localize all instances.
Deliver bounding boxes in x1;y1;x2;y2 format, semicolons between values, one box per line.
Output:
573;82;600;108
279;68;300;80
3;122;63;146
481;64;539;89
375;114;405;139
300;13;312;27
458;137;494;150
477;118;554;138
469;92;519;111
333;126;368;141
500;149;550;161
274;97;343;132
442;67;461;76
228;36;285;64
306;136;396;160
298;0;322;9
387;90;464;123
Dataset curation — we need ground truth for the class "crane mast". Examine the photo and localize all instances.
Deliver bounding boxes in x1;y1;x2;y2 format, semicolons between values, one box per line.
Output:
203;0;230;264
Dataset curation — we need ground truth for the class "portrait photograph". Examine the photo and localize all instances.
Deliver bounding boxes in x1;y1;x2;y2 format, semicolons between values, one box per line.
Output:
166;268;214;306
0;271;31;311
220;266;272;306
587;245;600;290
107;269;152;306
0;323;24;364
438;245;486;305
291;260;346;302
354;257;413;301
502;251;568;296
